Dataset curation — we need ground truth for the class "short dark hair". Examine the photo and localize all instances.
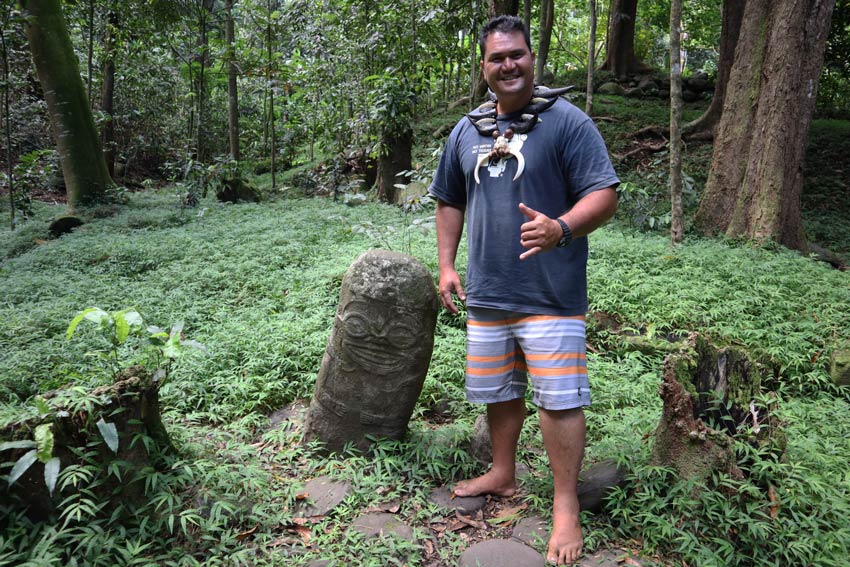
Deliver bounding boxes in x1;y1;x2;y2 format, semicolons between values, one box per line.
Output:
478;15;532;58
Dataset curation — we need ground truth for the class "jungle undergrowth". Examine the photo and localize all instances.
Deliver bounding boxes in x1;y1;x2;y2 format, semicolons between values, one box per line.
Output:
1;98;849;566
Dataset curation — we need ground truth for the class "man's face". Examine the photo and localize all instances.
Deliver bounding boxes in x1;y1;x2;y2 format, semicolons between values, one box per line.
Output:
481;31;535;109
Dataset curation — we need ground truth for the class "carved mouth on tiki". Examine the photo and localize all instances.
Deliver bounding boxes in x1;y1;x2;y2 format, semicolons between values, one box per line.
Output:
344;341;407;374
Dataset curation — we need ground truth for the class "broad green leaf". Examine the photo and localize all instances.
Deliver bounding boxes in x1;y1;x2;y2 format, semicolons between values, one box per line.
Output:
66;307;102;339
115;312;131;344
44;457;60;495
82;308;109;325
34;423;54;463
8;450;37;485
0;440;37;451
34;396;51;417
123;310;143;329
96;419;119;453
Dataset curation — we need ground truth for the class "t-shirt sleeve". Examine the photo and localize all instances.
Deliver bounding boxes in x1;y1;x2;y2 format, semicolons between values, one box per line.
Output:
563;117;620;201
428;122;468;206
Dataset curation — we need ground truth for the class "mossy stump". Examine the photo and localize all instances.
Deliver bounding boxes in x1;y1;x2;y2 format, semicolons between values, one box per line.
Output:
651;334;776;483
216;177;260;203
1;366;172;521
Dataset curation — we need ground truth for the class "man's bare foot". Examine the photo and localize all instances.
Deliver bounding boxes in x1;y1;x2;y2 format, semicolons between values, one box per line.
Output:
452;470;516;498
546;509;583;565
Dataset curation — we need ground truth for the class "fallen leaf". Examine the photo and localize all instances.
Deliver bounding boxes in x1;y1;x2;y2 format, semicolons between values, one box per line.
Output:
455;511;488;530
236;524;258;542
492;503;527;519
295;492;309;501
768;484;780;519
423;539;435;555
294;525;312;546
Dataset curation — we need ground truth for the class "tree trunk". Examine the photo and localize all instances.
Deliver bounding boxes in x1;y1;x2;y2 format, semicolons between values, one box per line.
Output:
694;0;836;252
523;0;531;28
225;0;240;162
585;0;597;116
1;20;14;229
669;0;684;245
266;14;276;189
536;0;554;82
100;9;117;179
683;0;746;140
650;334;780;483
375;129;412;204
22;0;114;209
488;0;519;16
599;0;651;79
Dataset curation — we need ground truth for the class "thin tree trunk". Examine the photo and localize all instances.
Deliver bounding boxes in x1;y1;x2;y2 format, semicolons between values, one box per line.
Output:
266;14;275;188
669;0;684;245
585;0;597;116
694;0;836;252
524;0;531;27
86;0;94;104
488;0;518;15
225;0;240;161
100;9;117;179
22;0;114;209
683;0;746;140
1;21;13;229
536;0;554;82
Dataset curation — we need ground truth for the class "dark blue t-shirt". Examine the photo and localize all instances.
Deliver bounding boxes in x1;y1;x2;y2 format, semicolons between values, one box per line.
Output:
428;98;619;316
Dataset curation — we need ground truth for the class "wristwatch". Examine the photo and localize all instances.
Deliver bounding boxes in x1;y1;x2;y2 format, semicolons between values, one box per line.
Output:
556;218;572;247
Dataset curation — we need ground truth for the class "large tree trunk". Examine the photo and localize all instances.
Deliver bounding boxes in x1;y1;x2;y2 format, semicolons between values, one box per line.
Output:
488;0;519;16
683;0;746;140
22;0;115;209
599;0;651;79
225;0;240;161
100;9;117;179
694;0;836;252
536;0;554;82
375;129;413;204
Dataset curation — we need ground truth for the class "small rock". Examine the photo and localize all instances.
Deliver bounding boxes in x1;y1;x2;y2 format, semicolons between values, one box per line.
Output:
511;515;548;547
428;486;486;515
295;476;351;517
597;82;626;96
269;400;308;431
459;539;544;567
830;346;850;387
349;512;414;541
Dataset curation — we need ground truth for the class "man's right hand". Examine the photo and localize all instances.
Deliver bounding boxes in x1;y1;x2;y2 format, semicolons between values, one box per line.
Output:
438;268;466;314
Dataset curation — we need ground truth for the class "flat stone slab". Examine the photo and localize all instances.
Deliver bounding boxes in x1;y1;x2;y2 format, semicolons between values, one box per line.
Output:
577;548;643;566
459;539;545;567
428;486;486;515
349;512;414;541
511;515;548;547
295;476;351;517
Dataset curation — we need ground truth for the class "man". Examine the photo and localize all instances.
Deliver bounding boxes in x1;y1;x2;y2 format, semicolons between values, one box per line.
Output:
428;15;619;566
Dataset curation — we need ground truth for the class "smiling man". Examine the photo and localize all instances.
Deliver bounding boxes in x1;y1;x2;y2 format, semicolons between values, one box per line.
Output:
428;15;620;566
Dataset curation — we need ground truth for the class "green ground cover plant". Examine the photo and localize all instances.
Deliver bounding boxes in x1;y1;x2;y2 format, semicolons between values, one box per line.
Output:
1;96;849;566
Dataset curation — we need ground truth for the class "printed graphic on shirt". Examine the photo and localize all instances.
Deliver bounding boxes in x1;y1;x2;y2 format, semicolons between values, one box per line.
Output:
471;134;527;179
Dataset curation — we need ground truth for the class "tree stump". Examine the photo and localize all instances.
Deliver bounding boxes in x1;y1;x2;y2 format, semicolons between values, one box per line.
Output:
651;334;778;483
1;366;172;521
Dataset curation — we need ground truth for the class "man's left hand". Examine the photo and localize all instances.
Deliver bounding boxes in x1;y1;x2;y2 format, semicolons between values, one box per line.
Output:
518;202;561;260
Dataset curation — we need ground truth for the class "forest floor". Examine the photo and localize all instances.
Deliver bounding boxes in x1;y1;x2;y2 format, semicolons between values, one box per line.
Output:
1;94;849;567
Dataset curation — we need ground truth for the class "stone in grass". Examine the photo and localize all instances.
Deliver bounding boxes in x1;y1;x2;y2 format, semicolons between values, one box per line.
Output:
269;400;308;431
349;512;414;541
578;548;644;566
459;539;545;567
48;215;83;237
511;515;548;548
295;476;351;517
428;486;486;515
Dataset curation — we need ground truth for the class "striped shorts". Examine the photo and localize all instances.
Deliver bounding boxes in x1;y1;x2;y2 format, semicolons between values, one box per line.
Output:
465;307;590;410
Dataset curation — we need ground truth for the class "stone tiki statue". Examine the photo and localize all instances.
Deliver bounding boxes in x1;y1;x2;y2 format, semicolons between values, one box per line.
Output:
304;249;438;453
